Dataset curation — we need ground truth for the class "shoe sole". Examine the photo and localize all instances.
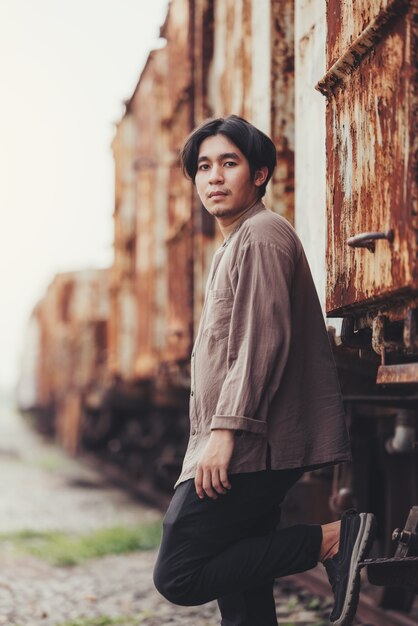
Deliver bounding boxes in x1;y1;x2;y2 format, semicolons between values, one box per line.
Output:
331;512;377;626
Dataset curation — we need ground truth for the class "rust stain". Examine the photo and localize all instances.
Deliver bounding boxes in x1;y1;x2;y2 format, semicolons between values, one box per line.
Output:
210;0;253;119
377;363;418;383
318;0;409;97
34;270;110;453
323;2;417;316
327;0;401;67
271;0;295;224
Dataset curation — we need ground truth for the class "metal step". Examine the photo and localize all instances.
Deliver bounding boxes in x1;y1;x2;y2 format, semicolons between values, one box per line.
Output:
361;556;418;589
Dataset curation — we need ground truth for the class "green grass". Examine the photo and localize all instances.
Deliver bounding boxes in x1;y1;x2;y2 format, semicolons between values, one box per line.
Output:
37;452;69;472
0;522;162;566
307;596;321;610
286;595;298;610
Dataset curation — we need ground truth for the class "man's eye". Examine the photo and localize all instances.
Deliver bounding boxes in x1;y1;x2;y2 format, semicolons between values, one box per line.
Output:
198;163;210;171
224;161;237;167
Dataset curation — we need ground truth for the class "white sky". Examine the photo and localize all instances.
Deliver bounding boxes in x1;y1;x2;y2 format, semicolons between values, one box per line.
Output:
0;0;169;390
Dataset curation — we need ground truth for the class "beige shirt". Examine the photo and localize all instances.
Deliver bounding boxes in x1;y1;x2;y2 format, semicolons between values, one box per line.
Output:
175;201;351;488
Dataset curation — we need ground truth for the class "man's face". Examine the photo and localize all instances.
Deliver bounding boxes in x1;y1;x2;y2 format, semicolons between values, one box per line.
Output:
195;134;263;223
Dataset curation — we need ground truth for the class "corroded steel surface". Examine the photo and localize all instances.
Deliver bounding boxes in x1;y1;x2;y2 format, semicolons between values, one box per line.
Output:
327;0;406;66
377;363;418;384
322;0;418;315
319;0;409;97
128;0;195;375
109;112;137;381
33;269;110;452
209;0;253;119
271;0;295;223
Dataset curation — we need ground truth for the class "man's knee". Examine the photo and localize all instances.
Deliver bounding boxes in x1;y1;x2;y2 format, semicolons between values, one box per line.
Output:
153;559;197;606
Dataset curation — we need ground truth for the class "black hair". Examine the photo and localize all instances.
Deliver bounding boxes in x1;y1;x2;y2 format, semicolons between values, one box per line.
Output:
180;115;277;198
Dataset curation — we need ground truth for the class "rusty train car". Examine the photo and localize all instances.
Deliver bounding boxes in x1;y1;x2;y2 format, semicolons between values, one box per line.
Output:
17;269;110;453
18;0;418;613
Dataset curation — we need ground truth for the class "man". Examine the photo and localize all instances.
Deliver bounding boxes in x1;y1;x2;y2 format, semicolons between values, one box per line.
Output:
153;115;376;626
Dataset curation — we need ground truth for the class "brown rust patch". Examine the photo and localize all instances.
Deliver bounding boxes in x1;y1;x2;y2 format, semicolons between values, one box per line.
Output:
324;5;418;315
327;0;399;67
377;363;418;383
271;0;295;223
318;0;409;96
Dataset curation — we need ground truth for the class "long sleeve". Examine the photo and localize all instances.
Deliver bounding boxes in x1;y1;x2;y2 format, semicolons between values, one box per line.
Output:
210;240;295;435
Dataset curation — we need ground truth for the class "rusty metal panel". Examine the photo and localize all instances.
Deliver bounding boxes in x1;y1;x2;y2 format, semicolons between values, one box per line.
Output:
327;0;400;66
130;47;166;379
164;102;194;363
30;269;110;450
208;0;253;119
319;0;418;316
129;0;195;375
160;0;192;115
270;0;295;223
135;164;158;379
165;161;194;363
189;0;217;335
377;363;418;384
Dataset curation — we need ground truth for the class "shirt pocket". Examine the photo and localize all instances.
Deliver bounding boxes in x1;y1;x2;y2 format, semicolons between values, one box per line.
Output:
202;287;234;342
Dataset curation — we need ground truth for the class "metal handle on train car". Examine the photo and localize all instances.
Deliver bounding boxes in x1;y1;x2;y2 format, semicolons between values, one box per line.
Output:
347;229;394;253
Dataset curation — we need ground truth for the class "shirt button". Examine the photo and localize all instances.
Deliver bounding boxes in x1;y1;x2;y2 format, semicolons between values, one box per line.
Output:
191;390;194;397
191;428;197;435
191;352;195;358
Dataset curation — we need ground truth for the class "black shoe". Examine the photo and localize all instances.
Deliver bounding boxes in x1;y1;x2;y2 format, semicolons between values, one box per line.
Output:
323;510;376;626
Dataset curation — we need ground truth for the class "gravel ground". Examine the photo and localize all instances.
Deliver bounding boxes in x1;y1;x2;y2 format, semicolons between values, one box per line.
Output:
0;548;333;626
0;395;334;626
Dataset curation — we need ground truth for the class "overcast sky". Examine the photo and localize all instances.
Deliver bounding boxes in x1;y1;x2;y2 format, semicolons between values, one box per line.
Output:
0;0;169;390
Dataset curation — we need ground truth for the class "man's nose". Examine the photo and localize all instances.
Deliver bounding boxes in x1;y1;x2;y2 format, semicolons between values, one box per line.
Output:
208;164;223;183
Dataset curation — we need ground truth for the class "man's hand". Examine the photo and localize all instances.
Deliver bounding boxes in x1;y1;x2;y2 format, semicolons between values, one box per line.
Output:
195;429;234;499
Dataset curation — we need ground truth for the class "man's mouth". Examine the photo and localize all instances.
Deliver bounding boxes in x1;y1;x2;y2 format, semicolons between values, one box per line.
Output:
209;191;228;198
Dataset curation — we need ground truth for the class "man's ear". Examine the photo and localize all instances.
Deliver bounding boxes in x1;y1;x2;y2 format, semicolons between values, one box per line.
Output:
254;166;269;188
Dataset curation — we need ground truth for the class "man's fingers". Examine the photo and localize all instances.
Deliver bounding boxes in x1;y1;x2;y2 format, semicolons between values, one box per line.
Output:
219;467;231;491
212;468;228;495
196;466;231;499
195;466;204;499
203;471;218;500
196;465;217;499
203;469;218;499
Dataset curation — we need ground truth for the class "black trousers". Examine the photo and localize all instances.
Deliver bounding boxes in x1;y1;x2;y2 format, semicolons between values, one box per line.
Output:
153;469;323;626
